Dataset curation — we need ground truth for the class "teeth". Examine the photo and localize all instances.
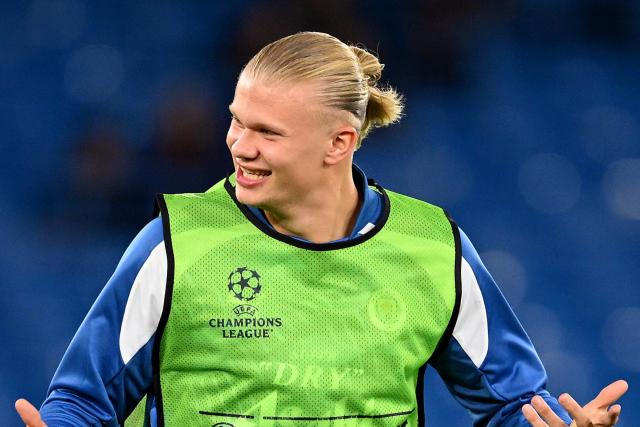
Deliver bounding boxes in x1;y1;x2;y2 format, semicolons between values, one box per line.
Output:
241;167;271;180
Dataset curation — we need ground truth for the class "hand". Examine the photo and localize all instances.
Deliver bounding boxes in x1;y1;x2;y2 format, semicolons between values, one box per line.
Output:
522;380;628;427
15;399;48;427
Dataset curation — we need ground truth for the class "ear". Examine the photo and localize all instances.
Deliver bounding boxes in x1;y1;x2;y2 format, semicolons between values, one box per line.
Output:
325;125;358;165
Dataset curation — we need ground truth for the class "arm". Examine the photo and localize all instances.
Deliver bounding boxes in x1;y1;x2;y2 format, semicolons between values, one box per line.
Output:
429;227;571;427
37;218;167;426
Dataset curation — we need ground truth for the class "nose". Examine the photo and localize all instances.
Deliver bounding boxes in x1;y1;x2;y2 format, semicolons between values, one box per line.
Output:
228;128;259;162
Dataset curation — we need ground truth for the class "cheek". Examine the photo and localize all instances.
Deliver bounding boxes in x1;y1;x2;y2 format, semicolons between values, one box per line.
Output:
279;145;324;177
226;125;238;150
226;128;236;150
299;137;331;166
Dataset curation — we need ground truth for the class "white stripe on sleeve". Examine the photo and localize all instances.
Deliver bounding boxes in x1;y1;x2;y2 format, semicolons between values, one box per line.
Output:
119;242;167;364
452;257;489;368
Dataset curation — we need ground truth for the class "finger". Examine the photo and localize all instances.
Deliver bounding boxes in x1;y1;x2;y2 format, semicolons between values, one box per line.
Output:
531;395;567;426
608;404;621;426
590;380;629;409
522;403;549;427
15;399;46;427
558;393;590;426
588;402;622;426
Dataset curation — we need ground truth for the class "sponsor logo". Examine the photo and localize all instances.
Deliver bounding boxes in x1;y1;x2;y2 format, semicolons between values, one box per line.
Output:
257;361;365;389
209;267;283;339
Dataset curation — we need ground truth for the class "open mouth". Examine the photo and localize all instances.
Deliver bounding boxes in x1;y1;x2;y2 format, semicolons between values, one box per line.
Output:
239;166;272;182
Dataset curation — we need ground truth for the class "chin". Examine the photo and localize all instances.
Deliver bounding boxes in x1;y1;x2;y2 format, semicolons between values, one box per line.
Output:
235;187;264;208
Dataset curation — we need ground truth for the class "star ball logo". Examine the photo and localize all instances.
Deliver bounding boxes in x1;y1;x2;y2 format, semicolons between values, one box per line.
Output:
208;266;283;339
228;266;262;302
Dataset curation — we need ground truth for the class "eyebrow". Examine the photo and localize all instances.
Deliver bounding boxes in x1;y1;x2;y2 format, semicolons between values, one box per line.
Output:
228;105;289;135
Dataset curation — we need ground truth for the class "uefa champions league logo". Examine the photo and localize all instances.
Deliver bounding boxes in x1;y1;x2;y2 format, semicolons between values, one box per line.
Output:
227;267;262;317
209;266;282;338
228;267;262;302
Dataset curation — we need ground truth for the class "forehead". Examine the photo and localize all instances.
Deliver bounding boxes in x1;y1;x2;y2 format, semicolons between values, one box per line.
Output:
231;74;334;126
232;75;317;111
231;73;361;136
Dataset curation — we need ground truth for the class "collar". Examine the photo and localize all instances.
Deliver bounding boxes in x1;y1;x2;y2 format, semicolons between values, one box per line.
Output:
231;164;387;247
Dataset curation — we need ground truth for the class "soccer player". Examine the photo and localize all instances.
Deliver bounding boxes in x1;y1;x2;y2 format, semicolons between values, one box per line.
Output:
16;32;627;427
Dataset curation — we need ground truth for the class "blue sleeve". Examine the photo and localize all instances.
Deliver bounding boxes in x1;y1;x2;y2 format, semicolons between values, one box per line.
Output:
429;227;572;426
40;218;164;426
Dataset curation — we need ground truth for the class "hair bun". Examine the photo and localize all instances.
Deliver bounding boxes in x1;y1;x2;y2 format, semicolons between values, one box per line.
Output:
350;46;383;85
349;46;403;143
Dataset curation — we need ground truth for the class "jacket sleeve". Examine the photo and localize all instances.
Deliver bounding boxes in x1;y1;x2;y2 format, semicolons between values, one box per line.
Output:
40;218;166;426
428;227;572;426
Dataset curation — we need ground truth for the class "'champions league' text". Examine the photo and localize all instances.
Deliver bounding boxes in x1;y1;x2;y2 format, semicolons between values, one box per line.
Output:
209;317;283;339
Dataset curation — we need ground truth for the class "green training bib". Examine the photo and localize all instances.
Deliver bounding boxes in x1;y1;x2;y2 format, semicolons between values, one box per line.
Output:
127;175;460;427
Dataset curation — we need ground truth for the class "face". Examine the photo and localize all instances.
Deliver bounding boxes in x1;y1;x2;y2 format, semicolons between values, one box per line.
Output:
226;74;339;212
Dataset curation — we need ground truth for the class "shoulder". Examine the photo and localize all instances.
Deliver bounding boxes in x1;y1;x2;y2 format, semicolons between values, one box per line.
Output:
117;217;167;364
383;188;456;236
118;217;164;268
384;187;443;212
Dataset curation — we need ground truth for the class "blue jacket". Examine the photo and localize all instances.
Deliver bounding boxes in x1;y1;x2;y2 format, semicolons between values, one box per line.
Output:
40;167;571;426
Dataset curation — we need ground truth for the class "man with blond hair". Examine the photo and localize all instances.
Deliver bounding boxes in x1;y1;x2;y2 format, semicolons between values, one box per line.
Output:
17;32;627;427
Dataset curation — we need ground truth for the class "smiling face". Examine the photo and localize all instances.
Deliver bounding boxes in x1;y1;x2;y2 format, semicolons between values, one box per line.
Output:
226;74;345;212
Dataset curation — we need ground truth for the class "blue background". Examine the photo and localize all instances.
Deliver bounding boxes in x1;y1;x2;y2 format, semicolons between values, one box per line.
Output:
1;0;638;425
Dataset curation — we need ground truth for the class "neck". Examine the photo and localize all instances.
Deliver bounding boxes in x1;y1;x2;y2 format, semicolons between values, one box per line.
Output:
263;169;361;244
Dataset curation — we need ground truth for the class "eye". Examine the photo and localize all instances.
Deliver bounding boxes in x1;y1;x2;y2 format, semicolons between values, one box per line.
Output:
230;115;244;127
260;128;277;136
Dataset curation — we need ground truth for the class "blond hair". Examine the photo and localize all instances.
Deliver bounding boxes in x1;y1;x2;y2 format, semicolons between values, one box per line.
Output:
242;32;404;148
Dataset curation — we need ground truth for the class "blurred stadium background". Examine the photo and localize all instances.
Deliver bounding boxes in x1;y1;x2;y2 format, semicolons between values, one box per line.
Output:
1;0;639;425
